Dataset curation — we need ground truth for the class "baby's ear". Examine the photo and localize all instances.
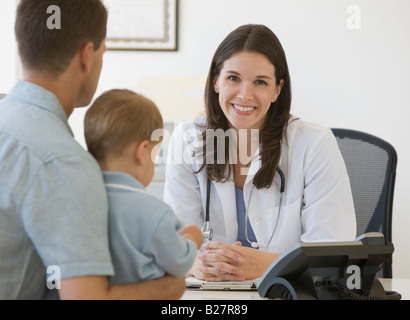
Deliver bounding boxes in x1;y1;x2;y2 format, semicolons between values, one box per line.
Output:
135;140;150;165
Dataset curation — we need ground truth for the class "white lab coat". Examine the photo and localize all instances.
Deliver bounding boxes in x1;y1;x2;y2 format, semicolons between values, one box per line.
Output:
163;116;356;254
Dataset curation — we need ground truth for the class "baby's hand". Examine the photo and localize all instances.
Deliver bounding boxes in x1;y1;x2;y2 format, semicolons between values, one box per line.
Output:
180;225;203;249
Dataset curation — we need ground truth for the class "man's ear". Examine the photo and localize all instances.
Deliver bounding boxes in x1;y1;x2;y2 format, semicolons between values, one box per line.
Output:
135;140;149;165
79;42;94;73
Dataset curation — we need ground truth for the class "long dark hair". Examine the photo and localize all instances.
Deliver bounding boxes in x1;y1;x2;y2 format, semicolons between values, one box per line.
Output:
196;24;292;189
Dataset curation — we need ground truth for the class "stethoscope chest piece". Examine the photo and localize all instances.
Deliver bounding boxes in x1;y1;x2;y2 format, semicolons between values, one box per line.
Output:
201;220;213;242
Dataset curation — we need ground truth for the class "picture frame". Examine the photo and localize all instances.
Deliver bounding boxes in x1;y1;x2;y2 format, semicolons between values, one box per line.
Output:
104;0;178;51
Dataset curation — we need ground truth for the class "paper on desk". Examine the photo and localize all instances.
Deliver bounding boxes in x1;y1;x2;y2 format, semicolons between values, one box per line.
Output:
185;276;260;290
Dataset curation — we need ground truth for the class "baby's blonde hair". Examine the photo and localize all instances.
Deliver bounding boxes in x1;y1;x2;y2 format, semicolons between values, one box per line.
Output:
84;89;163;161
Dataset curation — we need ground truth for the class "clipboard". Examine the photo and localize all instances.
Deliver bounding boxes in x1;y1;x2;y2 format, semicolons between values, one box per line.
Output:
185;276;259;291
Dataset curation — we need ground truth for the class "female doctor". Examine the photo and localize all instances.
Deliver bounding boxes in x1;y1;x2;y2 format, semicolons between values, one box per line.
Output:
163;24;356;281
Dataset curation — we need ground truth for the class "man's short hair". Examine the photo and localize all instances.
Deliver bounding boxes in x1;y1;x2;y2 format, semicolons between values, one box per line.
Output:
15;0;108;75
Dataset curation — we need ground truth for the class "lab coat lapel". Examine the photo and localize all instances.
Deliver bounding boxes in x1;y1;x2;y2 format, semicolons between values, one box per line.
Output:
244;145;283;182
243;145;261;188
243;145;284;206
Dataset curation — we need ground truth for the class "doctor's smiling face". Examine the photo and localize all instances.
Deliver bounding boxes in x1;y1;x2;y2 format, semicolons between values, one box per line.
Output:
213;50;284;131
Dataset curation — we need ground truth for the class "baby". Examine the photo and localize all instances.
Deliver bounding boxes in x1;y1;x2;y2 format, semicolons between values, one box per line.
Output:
84;89;202;284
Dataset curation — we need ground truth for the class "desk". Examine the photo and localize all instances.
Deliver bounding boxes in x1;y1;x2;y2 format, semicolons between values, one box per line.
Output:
181;278;410;300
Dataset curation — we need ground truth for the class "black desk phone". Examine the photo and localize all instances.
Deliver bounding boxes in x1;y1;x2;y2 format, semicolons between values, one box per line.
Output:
257;232;401;300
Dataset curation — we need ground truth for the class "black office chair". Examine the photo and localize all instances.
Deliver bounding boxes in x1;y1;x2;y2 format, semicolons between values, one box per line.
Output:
331;128;397;278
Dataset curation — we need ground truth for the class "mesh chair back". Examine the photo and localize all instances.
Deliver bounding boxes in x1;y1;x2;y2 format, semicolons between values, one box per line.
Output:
331;128;397;278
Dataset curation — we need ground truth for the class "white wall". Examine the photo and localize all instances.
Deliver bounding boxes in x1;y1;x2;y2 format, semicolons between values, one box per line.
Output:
1;0;409;279
0;0;19;93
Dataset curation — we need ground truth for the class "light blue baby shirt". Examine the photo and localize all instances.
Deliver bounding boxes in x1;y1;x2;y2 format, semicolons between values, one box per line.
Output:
0;81;114;300
103;171;197;284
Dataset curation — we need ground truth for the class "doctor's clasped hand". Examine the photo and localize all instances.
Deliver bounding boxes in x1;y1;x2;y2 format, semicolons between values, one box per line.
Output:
194;241;280;282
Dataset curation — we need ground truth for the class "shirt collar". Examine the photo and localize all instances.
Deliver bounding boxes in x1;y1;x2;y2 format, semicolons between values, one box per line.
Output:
102;171;145;191
8;80;73;135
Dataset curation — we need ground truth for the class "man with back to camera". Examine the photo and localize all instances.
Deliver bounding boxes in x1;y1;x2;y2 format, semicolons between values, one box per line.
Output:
0;0;185;299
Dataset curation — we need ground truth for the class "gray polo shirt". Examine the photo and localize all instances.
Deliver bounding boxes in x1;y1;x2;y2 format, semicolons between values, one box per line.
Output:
0;81;114;299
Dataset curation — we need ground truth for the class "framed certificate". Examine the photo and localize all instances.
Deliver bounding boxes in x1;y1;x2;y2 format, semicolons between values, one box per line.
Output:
104;0;178;51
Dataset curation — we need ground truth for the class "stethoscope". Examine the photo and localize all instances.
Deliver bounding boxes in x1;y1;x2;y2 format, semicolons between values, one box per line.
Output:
202;167;285;249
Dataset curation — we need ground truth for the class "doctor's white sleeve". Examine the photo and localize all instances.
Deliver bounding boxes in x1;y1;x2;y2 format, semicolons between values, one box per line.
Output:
300;129;357;242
